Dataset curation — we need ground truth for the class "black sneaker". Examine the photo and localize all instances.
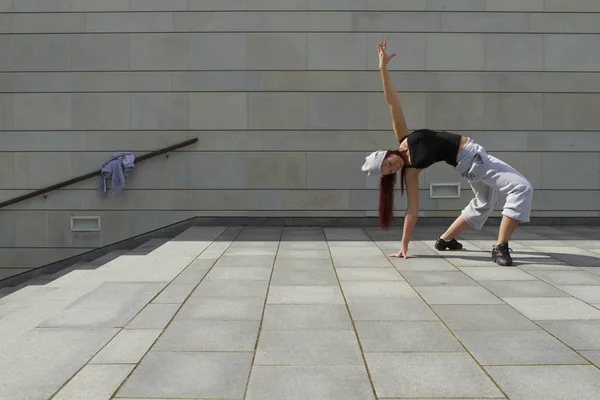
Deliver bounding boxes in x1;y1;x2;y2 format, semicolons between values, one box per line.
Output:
492;242;513;266
435;237;463;251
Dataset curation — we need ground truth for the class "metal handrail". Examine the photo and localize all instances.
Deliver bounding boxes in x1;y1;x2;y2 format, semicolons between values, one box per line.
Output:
0;137;198;209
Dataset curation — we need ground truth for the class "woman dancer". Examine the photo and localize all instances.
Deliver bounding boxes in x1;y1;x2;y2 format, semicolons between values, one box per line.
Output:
361;40;533;266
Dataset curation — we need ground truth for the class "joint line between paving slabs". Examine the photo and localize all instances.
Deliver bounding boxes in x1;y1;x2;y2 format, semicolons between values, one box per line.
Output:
328;228;380;400
103;226;243;400
242;227;284;399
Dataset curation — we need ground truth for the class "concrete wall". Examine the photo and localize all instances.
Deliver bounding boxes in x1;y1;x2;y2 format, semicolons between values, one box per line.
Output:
1;1;600;276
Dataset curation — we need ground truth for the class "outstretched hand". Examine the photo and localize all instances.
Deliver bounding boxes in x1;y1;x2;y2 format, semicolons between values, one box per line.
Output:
377;39;397;70
389;243;408;259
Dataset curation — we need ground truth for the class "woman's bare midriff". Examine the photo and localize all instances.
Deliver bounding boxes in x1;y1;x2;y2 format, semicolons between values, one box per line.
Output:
458;135;469;151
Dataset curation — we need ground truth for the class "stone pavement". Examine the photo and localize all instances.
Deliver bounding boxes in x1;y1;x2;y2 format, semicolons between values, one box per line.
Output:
0;225;600;400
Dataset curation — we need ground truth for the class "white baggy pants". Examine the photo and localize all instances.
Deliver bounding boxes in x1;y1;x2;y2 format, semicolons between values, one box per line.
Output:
455;139;534;230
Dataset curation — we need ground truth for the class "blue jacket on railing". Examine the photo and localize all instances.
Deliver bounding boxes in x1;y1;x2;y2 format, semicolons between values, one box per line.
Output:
98;152;136;196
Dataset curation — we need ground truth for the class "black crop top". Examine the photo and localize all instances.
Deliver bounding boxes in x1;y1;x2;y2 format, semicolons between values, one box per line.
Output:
400;129;462;169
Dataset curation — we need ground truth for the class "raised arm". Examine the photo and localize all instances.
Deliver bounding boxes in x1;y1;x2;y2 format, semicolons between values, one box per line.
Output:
377;40;409;142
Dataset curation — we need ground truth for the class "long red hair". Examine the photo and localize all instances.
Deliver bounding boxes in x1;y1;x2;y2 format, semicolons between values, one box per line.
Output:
378;150;406;230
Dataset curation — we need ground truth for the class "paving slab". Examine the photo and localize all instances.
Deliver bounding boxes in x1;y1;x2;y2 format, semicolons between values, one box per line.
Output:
536;320;600;350
271;268;339;286
53;364;134;400
0;286;57;306
267;286;345;304
150;241;213;257
39;282;164;328
151;283;195;304
332;255;392;267
329;246;385;257
261;304;353;330
197;247;231;259
528;270;600;285
532;246;600;268
227;241;279;250
0;301;73;352
381;244;438;257
245;366;375;400
205;266;273;280
131;238;169;254
324;228;369;240
390;257;458;271
278;241;329;250
365;353;504;398
254;330;364;366
224;247;279;257
125;303;180;329
485;365;600;400
282;227;324;234
169;258;214;285
176;297;265;321
519;262;578;271
281;236;327;243
454;329;588;365
214;254;276;267
459;266;537;281
192;278;269;298
355;321;464;352
91;329;162;364
480;280;570;298
278;249;331;259
328;240;378;248
153;320;260;351
438;251;498;268
0;303;26;319
100;255;197;282
504;297;600;320
414;285;504;305
582;266;600;276
433;305;540;331
340;281;419;298
582;351;600;365
514;239;571;248
347;297;439;321
402;271;479;286
41;275;107;301
336;267;403;281
0;327;118;400
236;234;281;242
274;258;334;270
116;351;253;399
